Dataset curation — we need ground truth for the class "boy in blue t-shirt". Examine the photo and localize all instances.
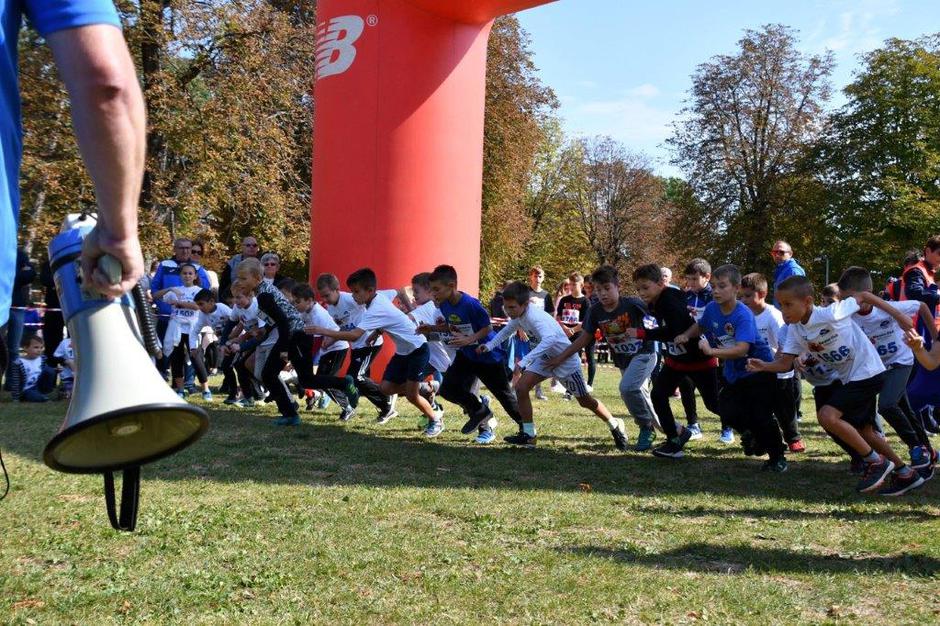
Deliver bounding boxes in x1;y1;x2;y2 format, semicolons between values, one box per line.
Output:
675;264;788;472
421;265;524;437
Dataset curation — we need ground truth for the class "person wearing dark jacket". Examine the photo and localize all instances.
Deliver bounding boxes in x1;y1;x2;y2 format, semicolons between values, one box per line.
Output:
4;247;35;388
39;259;64;366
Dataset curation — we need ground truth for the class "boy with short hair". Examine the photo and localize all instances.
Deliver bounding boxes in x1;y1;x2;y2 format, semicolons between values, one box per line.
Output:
676;265;788;471
9;335;57;402
223;283;265;406
316;272;399;423
548;265;659;451
237;258;359;426
681;258;722;441
837;266;936;477
556;271;596;391
291;282;355;421
422;265;523;440
740;272;804;453
626;264;720;458
748;275;924;495
310;268;442;435
479;281;628;449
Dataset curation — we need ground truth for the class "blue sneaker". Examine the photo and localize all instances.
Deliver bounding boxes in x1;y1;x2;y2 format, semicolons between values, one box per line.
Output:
176;390;186;399
633;426;657;452
719;427;735;444
424;419;444;438
201;390;213;402
274;415;301;426
475;429;495;444
910;445;930;469
687;423;703;440
317;394;332;410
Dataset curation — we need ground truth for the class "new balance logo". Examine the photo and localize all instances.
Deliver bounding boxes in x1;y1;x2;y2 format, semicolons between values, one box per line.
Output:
316;15;365;80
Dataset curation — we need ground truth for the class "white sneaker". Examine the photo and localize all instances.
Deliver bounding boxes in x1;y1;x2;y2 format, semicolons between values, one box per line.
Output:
433;407;445;422
550;382;567;394
377;408;399;424
585;384;593;393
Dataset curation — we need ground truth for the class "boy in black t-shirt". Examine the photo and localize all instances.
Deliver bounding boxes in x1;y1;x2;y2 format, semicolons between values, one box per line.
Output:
624;264;721;458
548;266;659;451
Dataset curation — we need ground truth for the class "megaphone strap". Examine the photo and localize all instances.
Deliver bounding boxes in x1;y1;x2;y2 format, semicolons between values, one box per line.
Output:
103;467;140;532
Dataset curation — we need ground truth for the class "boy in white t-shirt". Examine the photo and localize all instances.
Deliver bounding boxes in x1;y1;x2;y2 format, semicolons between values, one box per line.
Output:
740;273;804;452
53;334;75;399
223;284;266;406
291;282;356;421
154;263;212;400
310;268;442;435
837;266;937;478
316;272;399;423
748;275;923;496
482;282;627;450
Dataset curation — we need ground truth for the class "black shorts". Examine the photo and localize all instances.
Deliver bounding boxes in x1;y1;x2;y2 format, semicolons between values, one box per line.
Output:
383;343;431;385
821;373;884;428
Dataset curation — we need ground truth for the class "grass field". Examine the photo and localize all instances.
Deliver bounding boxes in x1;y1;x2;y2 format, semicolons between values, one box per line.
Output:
1;366;938;624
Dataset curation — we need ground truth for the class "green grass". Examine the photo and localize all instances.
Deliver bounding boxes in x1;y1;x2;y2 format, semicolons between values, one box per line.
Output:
1;366;938;624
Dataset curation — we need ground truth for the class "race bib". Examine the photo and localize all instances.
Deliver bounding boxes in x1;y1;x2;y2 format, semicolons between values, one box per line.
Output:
609;337;642;354
664;341;687;356
561;309;580;325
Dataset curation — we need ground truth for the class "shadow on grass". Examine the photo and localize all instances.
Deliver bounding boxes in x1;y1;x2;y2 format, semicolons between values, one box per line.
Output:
625;503;939;522
1;403;938;507
557;543;940;577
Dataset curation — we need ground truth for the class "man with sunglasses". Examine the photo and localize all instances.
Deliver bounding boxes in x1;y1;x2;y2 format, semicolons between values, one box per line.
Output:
219;236;260;298
770;241;806;306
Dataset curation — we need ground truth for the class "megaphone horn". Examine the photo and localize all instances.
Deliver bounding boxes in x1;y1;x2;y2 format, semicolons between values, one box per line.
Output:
45;213;208;531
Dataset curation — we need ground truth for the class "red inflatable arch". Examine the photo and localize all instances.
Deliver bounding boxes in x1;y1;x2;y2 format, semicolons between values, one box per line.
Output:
310;0;556;296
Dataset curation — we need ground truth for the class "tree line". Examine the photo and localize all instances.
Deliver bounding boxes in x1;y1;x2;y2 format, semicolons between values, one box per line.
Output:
14;4;940;295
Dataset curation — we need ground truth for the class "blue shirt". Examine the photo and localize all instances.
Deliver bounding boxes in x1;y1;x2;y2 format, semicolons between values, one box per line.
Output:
772;258;806;305
0;1;121;326
699;301;774;384
438;292;504;363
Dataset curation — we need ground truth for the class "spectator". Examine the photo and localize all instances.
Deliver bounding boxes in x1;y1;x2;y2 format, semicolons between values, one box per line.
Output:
770;240;806;305
218;236;259;297
191;239;218;291
528;265;554;314
39;259;64;366
260;252;283;284
4;247;35;389
150;238;211;376
662;266;679;288
489;282;507;319
901;235;940;331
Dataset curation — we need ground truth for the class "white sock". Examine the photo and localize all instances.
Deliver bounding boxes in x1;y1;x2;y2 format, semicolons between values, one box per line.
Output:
522;422;536;436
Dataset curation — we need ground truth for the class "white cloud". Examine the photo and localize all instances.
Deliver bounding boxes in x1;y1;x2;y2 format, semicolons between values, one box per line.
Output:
804;0;900;56
569;93;675;145
626;83;659;98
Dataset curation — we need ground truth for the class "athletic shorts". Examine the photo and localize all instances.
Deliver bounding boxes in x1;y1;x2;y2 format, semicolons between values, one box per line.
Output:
383;343;432;385
524;359;590;398
822;373;883;428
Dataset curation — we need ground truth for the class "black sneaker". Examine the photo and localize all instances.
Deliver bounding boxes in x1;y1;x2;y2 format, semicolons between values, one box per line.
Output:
339;405;356;422
856;457;895;493
877;470;925;496
761;457;788;473
504;431;537;447
609;418;628;451
916;463;934;482
461;404;493;435
305;395;317;411
740;430;756;456
652;427;693;459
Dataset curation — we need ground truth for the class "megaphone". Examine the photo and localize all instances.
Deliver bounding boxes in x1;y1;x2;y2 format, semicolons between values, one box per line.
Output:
44;213;208;531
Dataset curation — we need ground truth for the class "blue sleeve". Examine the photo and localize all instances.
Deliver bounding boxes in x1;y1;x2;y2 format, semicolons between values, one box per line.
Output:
198;267;211;290
25;1;122;37
468;299;492;331
734;307;757;344
150;265;164;295
699;302;715;333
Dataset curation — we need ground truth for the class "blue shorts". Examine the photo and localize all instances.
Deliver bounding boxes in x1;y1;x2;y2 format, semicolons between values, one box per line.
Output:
383;343;431;385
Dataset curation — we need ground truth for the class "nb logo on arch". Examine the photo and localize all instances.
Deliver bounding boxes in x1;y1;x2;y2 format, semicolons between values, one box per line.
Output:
316;15;365;80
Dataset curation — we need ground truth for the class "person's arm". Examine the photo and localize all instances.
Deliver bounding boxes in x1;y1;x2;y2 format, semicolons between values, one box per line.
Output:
197;267;211;290
46;25;145;296
673;322;703;345
480;318;520;352
854;292;914;333
747;352;796;374
917;302;938;340
701;339;750;360
313;327;366;342
904;328;939;370
448;301;496;347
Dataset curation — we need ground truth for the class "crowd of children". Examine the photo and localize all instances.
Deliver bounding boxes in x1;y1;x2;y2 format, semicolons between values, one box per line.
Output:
7;241;939;498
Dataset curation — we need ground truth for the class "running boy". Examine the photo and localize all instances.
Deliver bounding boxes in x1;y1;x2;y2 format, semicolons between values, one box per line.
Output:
548;265;659;451
680;258;718;441
675;265;787;471
837;266;936;477
423;265;524;439
748;275;924;495
479;281;627;449
309;268;441;435
740;272;804;452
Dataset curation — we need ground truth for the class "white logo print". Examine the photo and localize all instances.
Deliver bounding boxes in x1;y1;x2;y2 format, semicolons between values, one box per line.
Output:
316;16;365;80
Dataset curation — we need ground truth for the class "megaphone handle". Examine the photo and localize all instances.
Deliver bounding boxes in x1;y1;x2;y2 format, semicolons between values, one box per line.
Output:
103;467;141;532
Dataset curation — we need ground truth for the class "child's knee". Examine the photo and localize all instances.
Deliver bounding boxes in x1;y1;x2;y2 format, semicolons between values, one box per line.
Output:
577;394;597;410
817;406;839;425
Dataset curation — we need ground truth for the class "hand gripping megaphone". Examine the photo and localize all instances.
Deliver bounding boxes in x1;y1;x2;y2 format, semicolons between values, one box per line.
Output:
44;213;208;531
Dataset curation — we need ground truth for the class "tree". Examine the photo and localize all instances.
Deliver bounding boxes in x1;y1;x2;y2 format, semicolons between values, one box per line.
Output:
816;34;940;276
669;24;833;274
563;137;670;272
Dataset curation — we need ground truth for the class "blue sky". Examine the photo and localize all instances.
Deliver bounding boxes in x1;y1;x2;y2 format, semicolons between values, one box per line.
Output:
516;0;938;176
